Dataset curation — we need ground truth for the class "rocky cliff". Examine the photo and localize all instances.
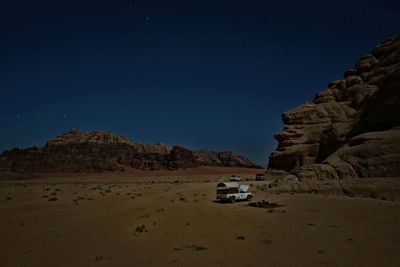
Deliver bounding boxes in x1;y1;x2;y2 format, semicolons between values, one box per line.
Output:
0;129;259;175
267;35;400;198
47;129;130;146
193;150;262;169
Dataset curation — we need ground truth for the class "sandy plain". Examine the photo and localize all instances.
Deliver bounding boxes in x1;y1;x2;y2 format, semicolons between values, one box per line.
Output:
1;167;399;267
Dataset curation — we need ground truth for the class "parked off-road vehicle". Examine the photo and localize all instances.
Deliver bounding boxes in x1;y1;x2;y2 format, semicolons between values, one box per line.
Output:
255;173;265;181
216;182;252;203
230;175;241;182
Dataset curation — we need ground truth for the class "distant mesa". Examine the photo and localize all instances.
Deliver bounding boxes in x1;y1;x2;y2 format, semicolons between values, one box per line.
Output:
47;129;171;154
267;35;400;197
193;150;261;169
46;129;130;146
0;129;261;177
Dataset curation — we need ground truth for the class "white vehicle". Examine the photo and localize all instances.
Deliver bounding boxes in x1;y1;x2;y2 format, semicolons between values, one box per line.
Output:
230;175;241;181
216;182;252;203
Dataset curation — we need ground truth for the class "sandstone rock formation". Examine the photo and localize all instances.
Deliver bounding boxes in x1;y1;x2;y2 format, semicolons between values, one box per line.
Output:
47;129;130;146
294;126;400;180
269;35;400;171
131;142;171;154
0;129;259;175
267;35;400;198
193;150;262;169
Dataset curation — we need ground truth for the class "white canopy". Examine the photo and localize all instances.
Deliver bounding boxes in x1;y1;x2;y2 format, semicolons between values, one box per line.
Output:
217;182;239;188
239;185;249;192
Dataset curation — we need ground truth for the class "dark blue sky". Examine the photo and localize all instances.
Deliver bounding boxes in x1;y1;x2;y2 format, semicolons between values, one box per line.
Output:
0;0;399;165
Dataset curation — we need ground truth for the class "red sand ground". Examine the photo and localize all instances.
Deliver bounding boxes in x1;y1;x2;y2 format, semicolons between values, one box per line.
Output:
1;167;399;266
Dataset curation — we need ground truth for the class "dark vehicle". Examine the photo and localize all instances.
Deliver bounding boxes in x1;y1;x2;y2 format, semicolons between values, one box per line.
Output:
255;174;265;181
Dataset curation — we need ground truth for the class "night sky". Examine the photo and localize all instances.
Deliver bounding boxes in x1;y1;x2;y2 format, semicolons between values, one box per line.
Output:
1;1;399;165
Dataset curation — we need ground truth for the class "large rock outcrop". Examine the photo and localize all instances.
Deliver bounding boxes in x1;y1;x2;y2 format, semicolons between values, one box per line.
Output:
0;129;260;175
131;142;171;154
193;150;262;169
267;35;400;198
293;126;400;181
47;129;130;146
269;35;400;172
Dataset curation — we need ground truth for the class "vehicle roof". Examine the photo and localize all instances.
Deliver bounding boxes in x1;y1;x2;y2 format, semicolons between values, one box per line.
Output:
217;182;239;188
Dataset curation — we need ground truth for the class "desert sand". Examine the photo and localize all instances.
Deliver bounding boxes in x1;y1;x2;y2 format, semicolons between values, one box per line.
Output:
1;168;399;266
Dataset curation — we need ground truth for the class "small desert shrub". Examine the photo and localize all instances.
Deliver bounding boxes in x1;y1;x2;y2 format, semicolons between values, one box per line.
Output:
183;245;207;251
73;196;85;202
135;225;146;233
48;197;58;201
95;255;104;262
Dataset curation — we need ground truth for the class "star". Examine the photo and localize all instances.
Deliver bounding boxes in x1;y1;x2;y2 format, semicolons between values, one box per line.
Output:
16;114;20;119
63;115;67;119
146;17;150;21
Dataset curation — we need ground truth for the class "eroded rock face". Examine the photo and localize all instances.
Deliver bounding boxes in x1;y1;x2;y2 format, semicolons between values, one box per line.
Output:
125;145;199;171
0;135;197;173
0;129;258;175
193;150;262;169
47;129;130;146
269;35;400;172
131;142;171;154
267;36;400;198
267;127;400;198
321;127;400;179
